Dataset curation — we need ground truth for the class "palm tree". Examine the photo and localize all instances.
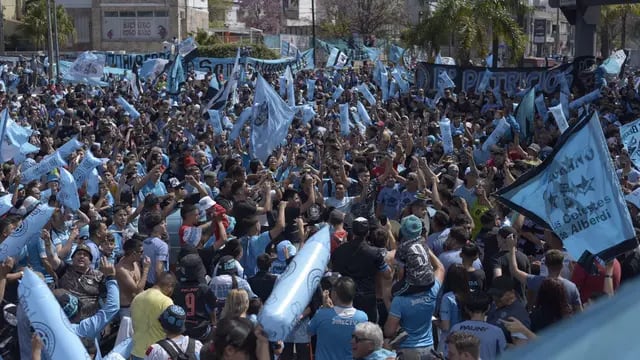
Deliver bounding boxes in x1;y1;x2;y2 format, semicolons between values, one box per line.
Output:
19;0;75;50
403;0;526;66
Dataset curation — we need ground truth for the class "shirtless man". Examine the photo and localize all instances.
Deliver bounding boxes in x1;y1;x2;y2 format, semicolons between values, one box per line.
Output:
115;237;150;317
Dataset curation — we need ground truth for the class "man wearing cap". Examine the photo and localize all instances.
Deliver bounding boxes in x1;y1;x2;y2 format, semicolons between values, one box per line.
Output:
44;234;109;322
392;215;435;296
145;305;203;359
173;248;217;341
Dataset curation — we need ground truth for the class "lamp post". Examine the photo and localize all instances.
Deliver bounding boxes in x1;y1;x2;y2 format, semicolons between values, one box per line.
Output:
52;0;60;81
46;0;55;81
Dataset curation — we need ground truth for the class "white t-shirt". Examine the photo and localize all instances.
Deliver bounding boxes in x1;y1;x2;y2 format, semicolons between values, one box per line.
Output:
145;335;203;360
324;196;355;213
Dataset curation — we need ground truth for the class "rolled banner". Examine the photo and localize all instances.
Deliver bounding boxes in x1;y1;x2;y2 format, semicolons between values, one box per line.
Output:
73;150;106;189
258;226;330;341
279;75;287;97
40;188;53;203
57;136;84;160
356;101;371;126
569;89;601;111
103;338;133;360
115;96;141;120
57;167;80;211
0;194;12;217
300;104;316;125
0;204;55;261
332;85;344;102
549;103;569;133
357;83;376;106
481;117;510;152
21;158;37;172
229;107;253;142
21;152;67;184
339;103;350;136
208;109;223;135
440;117;454;154
307;79;316;101
19;269;91;360
535;94;549;122
86;168;100;197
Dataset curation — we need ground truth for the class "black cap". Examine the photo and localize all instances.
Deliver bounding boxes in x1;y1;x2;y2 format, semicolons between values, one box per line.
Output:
352;217;369;237
72;244;93;261
178;253;206;282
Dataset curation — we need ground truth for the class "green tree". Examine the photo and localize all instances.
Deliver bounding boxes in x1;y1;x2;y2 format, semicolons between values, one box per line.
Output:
193;29;220;46
403;0;526;66
208;0;233;28
19;0;74;50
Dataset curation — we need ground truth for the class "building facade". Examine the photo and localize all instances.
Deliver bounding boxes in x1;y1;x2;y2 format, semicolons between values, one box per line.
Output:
528;0;573;57
58;0;209;51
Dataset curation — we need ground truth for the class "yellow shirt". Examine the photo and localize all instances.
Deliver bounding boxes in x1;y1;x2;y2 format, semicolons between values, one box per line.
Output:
471;202;491;239
130;288;173;357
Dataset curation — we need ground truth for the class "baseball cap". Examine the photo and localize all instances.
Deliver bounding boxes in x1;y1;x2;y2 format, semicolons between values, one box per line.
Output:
217;255;238;276
159;305;187;333
277;240;297;262
400;215;423;240
527;143;541;153
352;217;369;237
72;243;93;261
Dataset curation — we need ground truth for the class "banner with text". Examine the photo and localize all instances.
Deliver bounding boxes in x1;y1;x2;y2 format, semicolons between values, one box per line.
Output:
414;56;596;95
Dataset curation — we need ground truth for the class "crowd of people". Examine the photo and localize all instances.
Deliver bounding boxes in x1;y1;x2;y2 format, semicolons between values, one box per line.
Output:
0;50;638;360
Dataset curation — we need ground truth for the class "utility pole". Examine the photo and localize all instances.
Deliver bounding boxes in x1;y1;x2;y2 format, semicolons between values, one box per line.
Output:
52;0;60;81
46;0;55;82
555;7;560;55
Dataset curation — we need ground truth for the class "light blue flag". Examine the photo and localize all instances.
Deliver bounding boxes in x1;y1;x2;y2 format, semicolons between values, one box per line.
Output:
339;103;350;136
620;118;640;170
116;97;140;120
307;79;316;101
486;53;494;67
357;83;376;106
299;104;316;124
492;84;503;106
515;88;535;139
373;60;384;87
0;194;11;217
392;67;410;94
389;44;405;64
326;48;349;69
332;85;344;102
389;80;399;99
535;94;549;122
496;111;636;265
140;58;169;81
363;46;381;61
208;110;223;134
204;48;241;113
558;73;570;116
13;142;39;165
569;89;602;111
440;117;454;154
167;55;186;95
250;75;296;162
380;66;390;102
435;53;443;64
222;114;233;130
357;101;371;126
482;117;510;152
285;66;295;106
209;75;220;92
86;168;100;197
178;36;198;56
438;71;455;92
300;48;315;70
476;69;492;93
279;74;287;97
601;49;626;76
229;107;253;142
73;150;105;188
57;167;80;211
549;103;569;133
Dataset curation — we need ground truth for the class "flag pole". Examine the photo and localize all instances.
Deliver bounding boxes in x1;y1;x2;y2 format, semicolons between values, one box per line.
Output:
311;0;317;67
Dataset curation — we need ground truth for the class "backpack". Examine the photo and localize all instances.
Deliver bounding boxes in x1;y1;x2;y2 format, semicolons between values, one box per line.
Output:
156;337;197;360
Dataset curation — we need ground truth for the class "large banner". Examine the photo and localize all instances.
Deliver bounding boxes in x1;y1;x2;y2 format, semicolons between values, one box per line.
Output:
102;52;171;69
191;50;314;79
414;56;596;95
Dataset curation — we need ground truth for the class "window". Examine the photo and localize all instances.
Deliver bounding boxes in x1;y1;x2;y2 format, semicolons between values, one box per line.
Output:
155;11;168;17
104;11;118;17
137;11;154;17
120;11;136;17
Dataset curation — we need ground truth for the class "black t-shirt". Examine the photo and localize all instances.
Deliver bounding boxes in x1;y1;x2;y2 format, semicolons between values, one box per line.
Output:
621;248;640;282
491;250;531;301
172;281;217;340
467;268;486;292
331;240;387;296
248;271;278;303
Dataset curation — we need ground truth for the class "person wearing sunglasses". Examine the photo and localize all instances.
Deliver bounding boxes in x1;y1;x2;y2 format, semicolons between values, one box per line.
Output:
351;322;396;360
